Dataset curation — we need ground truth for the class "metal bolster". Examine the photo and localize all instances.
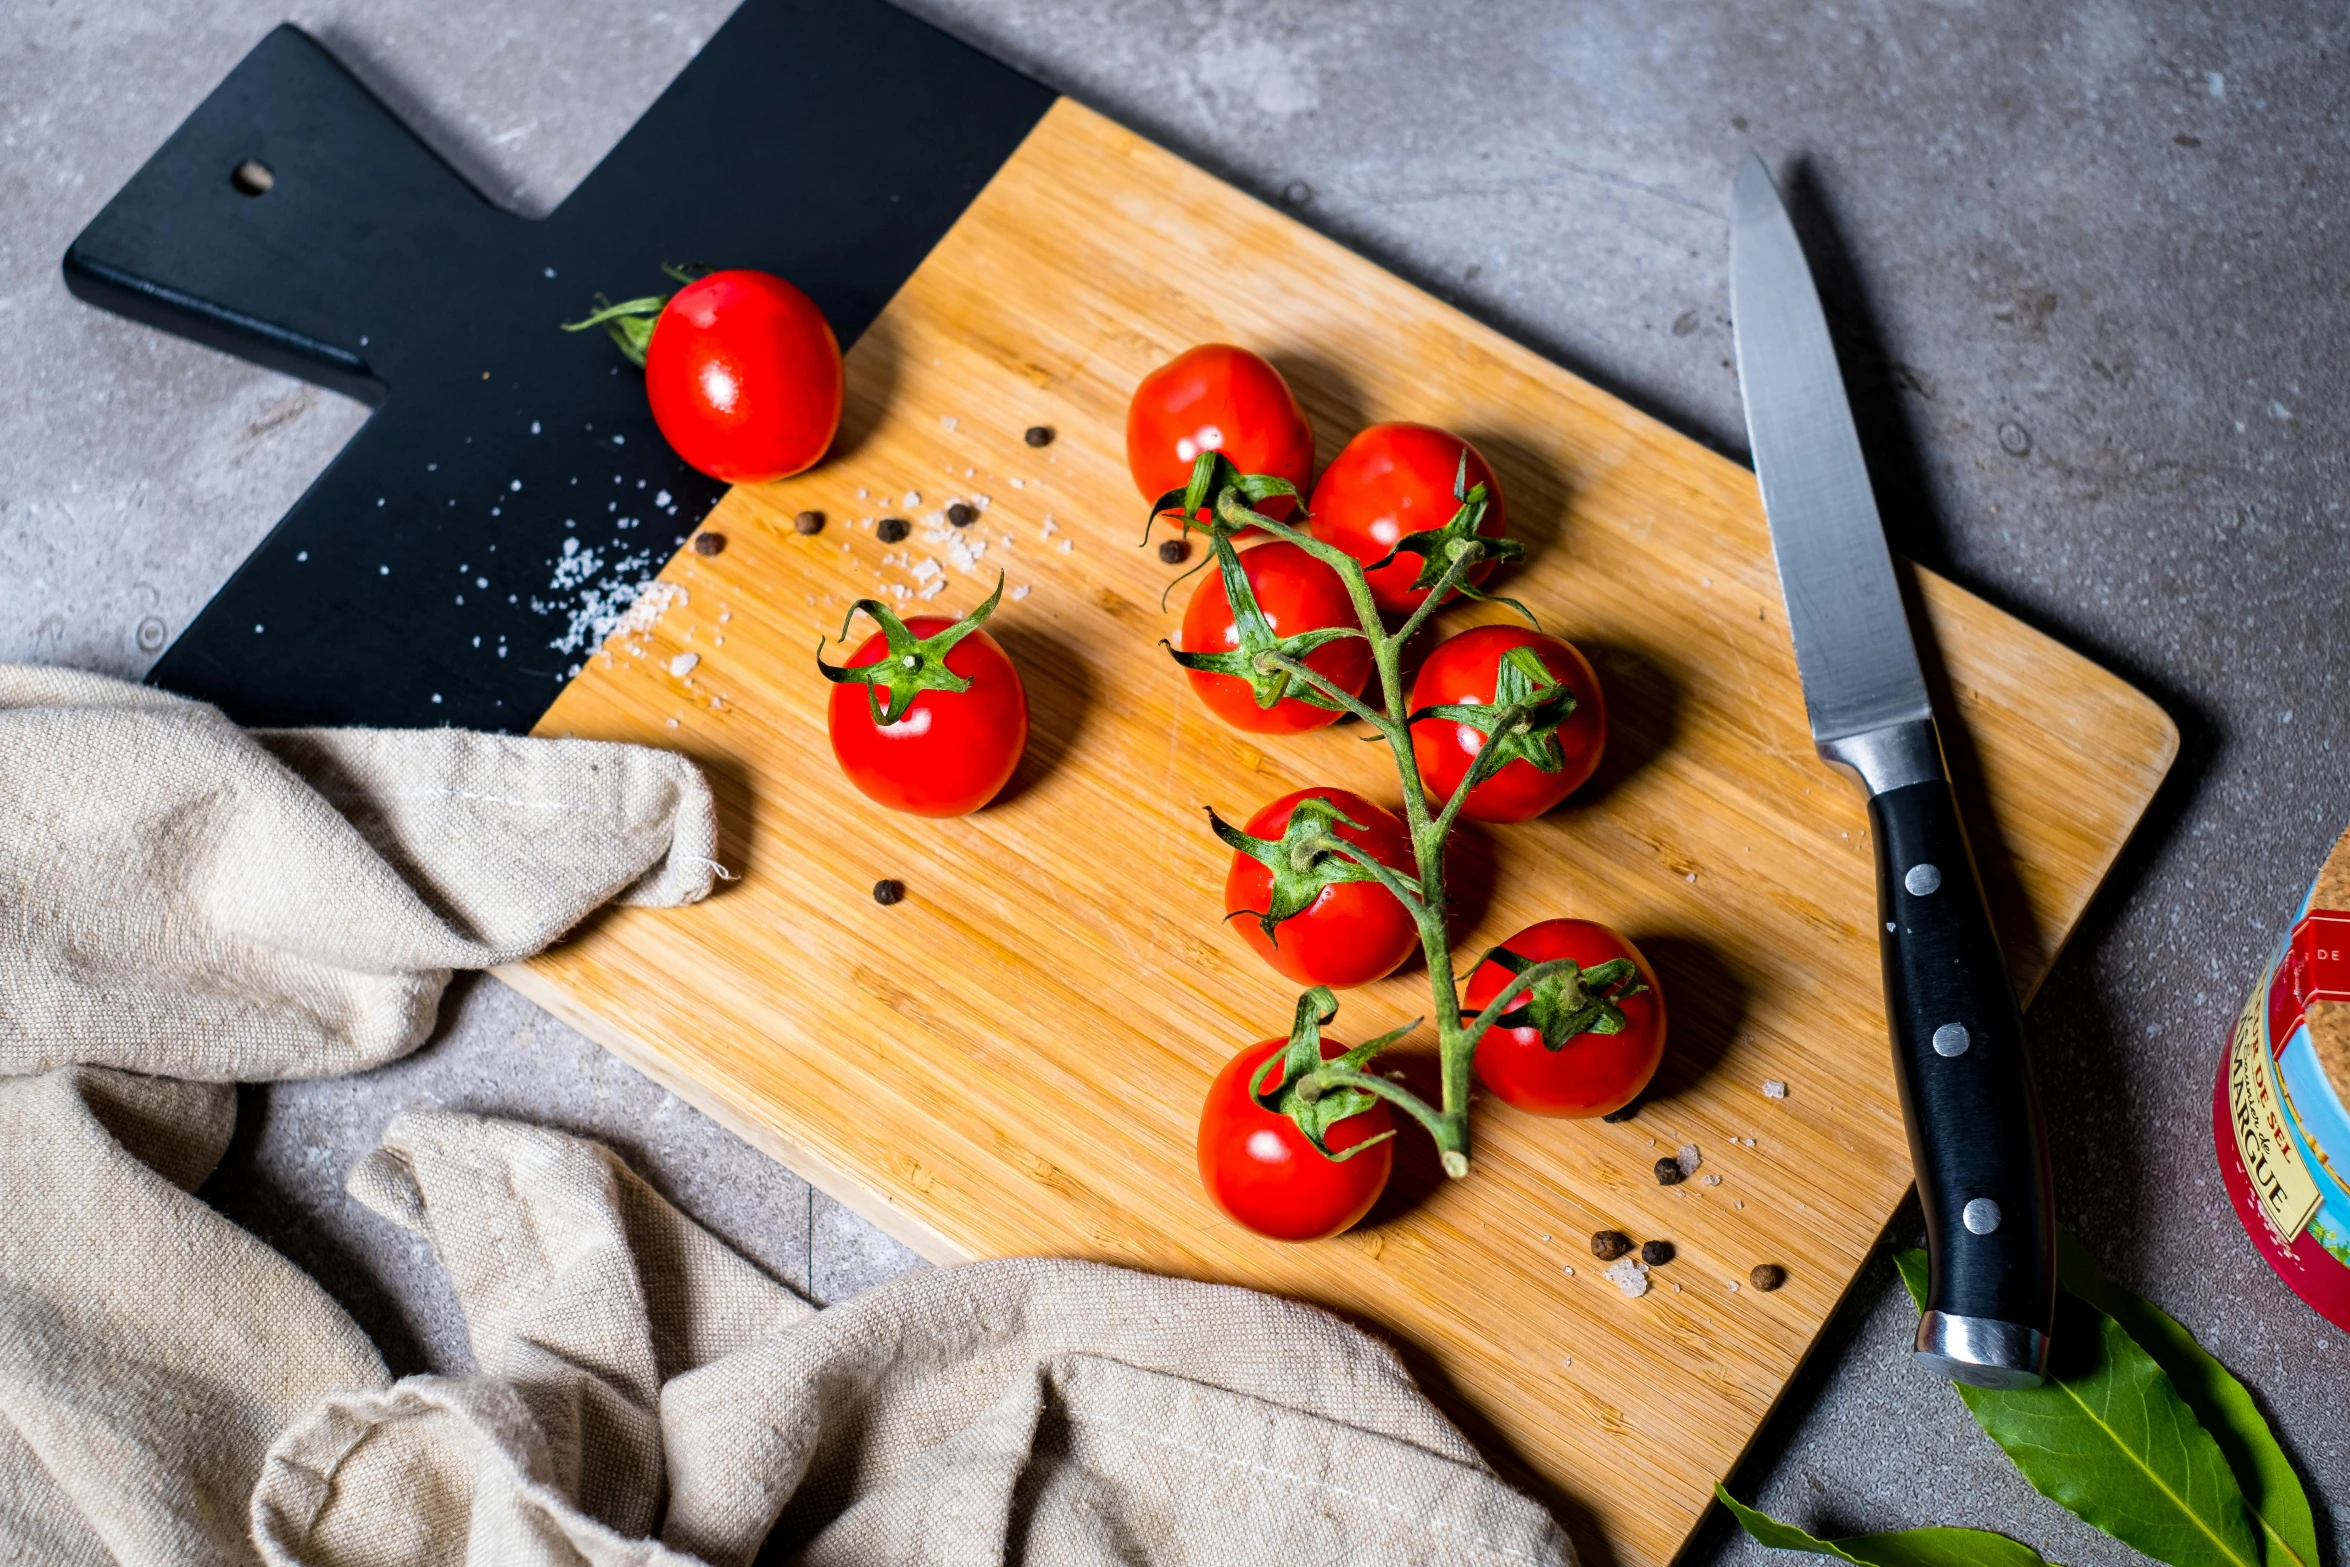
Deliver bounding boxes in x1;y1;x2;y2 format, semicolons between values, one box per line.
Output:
1817;717;1943;796
1914;1310;2050;1390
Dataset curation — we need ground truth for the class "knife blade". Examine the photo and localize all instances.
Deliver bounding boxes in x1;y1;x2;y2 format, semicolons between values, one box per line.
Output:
1730;153;2055;1390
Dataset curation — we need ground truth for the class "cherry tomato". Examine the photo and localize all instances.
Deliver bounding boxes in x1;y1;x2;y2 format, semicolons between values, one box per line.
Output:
1127;344;1315;523
1307;423;1508;613
1179;541;1372;734
1409;625;1606;823
1465;919;1665;1118
827;615;1028;816
1198;1034;1393;1241
645;270;843;483
1226;787;1420;988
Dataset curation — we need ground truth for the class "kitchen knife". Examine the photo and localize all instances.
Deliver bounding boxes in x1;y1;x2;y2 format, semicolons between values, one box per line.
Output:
1729;154;2055;1388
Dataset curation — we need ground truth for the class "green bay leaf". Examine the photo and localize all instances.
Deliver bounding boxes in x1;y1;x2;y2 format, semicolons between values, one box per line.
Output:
2054;1231;2319;1567
1893;1249;2263;1567
1715;1483;2061;1567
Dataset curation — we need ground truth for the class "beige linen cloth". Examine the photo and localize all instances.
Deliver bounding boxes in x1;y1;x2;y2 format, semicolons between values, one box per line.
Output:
0;665;1569;1567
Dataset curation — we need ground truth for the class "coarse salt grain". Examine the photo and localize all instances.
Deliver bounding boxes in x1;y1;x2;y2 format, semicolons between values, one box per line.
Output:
912;558;942;583
1675;1143;1702;1177
941;416;958;431
903;491;921;506
1010;476;1025;489
1040;517;1059;537
1561;1264;1575;1276
1011;584;1032;600
668;652;699;678
1056;539;1073;553
1602;1256;1650;1298
1763;1080;1789;1100
1702;1173;1723;1187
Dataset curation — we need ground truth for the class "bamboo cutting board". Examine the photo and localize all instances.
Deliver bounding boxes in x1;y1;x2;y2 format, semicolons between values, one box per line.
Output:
504;99;2175;1565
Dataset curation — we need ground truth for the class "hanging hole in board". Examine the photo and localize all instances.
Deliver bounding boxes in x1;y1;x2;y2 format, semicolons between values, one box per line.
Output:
230;160;275;197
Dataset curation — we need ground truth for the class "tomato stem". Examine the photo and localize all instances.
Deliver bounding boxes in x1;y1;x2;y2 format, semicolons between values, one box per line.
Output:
1156;452;1541;1183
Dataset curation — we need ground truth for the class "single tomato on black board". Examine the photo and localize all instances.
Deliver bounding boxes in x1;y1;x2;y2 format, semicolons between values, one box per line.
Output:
566;267;843;483
1409;625;1606;823
1308;423;1511;614
1127;344;1315;525
1464;919;1664;1118
1174;537;1371;734
1220;787;1421;989
1199;1031;1394;1242
818;576;1028;818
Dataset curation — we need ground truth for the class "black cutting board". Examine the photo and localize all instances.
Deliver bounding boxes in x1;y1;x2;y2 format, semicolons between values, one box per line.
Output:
66;0;1050;730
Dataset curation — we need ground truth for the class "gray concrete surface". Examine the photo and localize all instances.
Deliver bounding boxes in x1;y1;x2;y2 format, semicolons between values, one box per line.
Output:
5;0;2346;1559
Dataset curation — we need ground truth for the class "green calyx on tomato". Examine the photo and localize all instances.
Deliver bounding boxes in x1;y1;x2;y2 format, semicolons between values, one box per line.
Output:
1163;519;1363;717
1360;451;1533;623
558;263;710;368
1146;449;1303;542
1248;988;1412;1160
816;572;1007;725
1408;644;1580;778
1477;943;1647;1048
1211;795;1402;944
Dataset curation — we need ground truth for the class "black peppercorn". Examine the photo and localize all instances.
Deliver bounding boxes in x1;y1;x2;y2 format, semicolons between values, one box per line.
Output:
794;510;824;535
1024;425;1054;447
691;531;726;556
872;879;905;906
948;502;976;528
876;517;909;544
1653;1156;1686;1186
1640;1239;1674;1266
1749;1263;1786;1292
1157;538;1188;564
1589;1229;1633;1261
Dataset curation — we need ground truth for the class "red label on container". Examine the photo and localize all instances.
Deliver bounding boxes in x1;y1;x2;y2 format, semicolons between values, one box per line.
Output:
2267;910;2350;1055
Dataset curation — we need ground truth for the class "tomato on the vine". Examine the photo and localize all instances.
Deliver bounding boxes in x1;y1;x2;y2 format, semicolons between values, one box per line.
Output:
1409;625;1606;823
819;579;1028;817
1177;540;1371;734
1464;919;1664;1118
1128;345;1315;524
568;269;843;483
1198;1034;1393;1241
1222;787;1421;989
1308;423;1509;613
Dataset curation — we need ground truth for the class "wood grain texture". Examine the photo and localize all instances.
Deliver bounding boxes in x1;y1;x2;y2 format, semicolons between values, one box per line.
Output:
508;98;2177;1567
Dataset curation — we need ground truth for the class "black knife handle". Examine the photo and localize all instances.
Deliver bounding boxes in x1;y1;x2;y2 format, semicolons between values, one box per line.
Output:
1869;776;2055;1387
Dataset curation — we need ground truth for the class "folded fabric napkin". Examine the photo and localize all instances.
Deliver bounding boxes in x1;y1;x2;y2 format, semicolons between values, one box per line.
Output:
0;666;1570;1566
0;664;717;1080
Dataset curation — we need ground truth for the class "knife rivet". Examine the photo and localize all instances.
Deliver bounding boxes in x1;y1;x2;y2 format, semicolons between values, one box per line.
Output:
1933;1023;1971;1057
1904;863;1942;896
1963;1198;2001;1235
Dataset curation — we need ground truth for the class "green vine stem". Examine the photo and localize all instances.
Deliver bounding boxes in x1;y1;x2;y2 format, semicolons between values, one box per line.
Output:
1151;453;1581;1180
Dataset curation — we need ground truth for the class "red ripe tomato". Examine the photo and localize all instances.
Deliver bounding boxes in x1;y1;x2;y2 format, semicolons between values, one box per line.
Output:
1178;541;1372;734
1409;625;1606;823
1226;787;1420;988
1127;344;1315;522
1465;920;1665;1118
1198;1034;1393;1241
1308;423;1508;613
645;270;843;483
827;615;1028;816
